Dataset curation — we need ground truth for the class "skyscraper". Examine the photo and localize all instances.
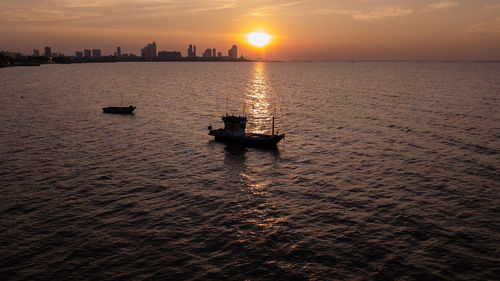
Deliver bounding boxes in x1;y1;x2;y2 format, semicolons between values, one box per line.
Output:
187;44;197;58
92;49;101;57
116;47;121;57
228;45;237;60
203;48;212;58
84;49;91;58
141;42;157;59
33;49;40;56
212;48;216;57
75;51;83;58
44;46;51;57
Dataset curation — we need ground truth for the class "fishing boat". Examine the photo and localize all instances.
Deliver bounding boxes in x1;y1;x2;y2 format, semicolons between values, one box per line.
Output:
208;114;284;147
102;105;136;114
103;93;135;114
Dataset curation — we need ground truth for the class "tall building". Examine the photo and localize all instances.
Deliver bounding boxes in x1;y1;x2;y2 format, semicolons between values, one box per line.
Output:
33;49;40;56
228;45;237;60
202;48;212;58
116;46;121;57
92;49;101;57
75;51;83;58
141;42;157;59
212;48;216;58
187;44;197;58
84;49;91;58
44;46;51;57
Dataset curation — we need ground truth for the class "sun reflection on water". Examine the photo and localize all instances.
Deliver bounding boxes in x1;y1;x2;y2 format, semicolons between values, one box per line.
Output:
246;62;272;134
236;172;286;242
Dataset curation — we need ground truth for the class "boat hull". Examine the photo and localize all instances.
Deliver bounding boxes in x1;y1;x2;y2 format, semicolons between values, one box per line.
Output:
209;129;284;147
103;106;136;114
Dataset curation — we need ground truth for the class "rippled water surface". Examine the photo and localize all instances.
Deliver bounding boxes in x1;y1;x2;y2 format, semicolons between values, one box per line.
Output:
1;62;499;280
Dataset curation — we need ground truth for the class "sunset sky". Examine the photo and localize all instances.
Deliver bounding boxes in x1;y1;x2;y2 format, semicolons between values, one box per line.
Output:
1;0;499;60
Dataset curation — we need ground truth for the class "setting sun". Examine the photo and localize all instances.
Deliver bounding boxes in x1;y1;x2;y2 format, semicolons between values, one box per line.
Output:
246;32;272;48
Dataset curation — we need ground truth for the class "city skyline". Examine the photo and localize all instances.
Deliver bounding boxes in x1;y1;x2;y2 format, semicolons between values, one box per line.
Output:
0;0;499;60
23;42;241;60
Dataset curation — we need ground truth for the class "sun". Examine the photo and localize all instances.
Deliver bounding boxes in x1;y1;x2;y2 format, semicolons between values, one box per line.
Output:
247;32;272;48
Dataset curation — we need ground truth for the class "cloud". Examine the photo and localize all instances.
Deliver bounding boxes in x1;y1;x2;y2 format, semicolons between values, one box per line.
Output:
484;3;500;9
429;1;459;10
310;7;414;22
419;1;459;13
462;17;500;38
352;7;414;21
0;0;241;23
188;0;239;13
247;1;304;17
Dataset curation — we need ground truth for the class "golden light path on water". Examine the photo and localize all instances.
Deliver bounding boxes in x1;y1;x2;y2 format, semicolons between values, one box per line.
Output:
246;62;271;134
232;62;286;251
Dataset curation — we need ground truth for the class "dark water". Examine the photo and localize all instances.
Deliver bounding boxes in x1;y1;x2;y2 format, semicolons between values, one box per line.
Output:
1;62;499;280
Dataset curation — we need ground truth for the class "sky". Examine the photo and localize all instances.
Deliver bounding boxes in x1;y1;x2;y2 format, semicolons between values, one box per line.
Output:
0;0;499;60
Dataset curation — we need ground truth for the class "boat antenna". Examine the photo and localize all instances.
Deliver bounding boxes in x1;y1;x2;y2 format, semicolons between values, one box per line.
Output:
272;116;275;135
225;97;228;116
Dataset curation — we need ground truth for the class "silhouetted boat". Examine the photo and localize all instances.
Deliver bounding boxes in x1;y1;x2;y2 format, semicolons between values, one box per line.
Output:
102;105;136;114
208;114;284;147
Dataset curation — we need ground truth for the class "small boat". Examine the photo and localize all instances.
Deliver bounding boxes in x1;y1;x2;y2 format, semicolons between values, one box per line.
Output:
102;105;136;114
208;114;284;147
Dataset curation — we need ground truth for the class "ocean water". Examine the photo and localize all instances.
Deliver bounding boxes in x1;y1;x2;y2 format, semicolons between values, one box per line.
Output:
0;62;499;280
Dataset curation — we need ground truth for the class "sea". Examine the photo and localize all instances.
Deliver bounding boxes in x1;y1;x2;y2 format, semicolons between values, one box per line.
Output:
0;61;499;280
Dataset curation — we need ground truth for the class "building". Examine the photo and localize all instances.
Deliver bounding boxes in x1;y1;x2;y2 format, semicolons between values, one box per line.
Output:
84;49;91;58
44;46;51;57
228;45;237;60
202;48;212;58
212;48;216;58
157;51;182;61
33;49;40;56
187;44;197;58
141;42;157;59
217;52;222;58
92;49;101;57
75;51;83;58
116;46;121;57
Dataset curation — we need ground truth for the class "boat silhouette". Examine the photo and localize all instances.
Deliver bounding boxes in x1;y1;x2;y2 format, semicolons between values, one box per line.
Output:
208;114;284;147
102;105;136;114
103;93;135;114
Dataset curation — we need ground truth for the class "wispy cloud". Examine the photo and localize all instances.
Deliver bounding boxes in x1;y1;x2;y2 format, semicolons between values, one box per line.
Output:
248;1;304;17
0;0;240;23
463;17;500;37
309;1;460;22
429;1;459;10
484;3;500;9
310;7;413;22
189;0;239;13
418;1;459;13
352;7;414;21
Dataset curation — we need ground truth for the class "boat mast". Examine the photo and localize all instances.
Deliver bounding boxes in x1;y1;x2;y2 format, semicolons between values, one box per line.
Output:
225;97;228;116
272;116;275;135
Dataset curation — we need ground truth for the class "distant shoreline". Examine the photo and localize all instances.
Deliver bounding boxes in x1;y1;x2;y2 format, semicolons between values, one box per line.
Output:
0;55;254;68
1;59;499;68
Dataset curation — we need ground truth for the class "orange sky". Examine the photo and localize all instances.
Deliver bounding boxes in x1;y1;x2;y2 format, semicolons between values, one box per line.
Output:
1;0;499;60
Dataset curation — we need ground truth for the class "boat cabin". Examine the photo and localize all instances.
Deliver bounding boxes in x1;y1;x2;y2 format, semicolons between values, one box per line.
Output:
222;115;247;136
